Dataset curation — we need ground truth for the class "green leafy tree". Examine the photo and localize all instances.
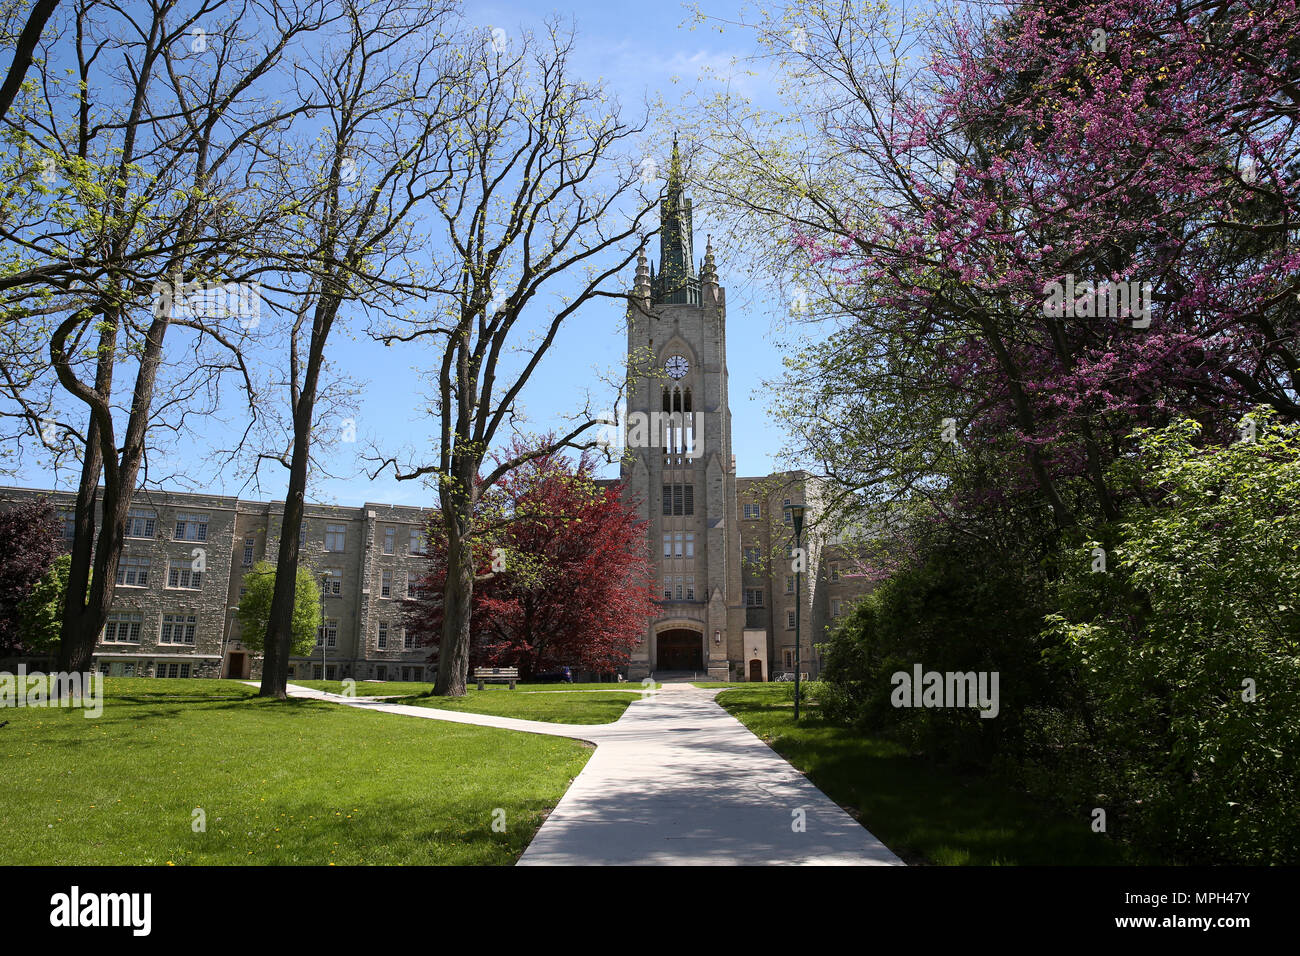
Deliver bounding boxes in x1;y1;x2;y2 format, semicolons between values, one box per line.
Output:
16;553;78;654
1046;410;1300;863
236;562;321;657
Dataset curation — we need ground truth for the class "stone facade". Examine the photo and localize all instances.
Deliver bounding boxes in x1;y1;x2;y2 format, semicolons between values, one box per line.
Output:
619;142;877;681
0;486;434;682
0;147;880;685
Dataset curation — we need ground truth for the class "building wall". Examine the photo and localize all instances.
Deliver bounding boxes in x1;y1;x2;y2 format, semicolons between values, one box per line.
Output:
0;486;434;682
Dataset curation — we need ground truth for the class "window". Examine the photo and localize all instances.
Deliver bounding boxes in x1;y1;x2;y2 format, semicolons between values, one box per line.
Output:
685;576;695;601
157;661;190;679
116;555;150;587
383;527;396;555
381;570;392;598
59;511;76;539
160;614;197;645
832;599;842;618
298;526;306;547
743;502;761;520
662;534;672;558
175;512;208;541
326;664;337;681
830;564;841;582
320;619;338;647
403;629;414;650
661;484;694;516
325;524;346;552
242;536;255;566
409;528;426;555
324;569;342;596
662;578;672;600
744;588;764;607
377;621;388;649
743;547;761;566
673;533;684;558
787;610;796;629
674;577;683;600
783;499;792;526
313;665;323;679
376;665;387;681
785;575;794;594
167;560;202;590
685;533;695;558
784;649;794;668
126;510;155;538
103;612;142;643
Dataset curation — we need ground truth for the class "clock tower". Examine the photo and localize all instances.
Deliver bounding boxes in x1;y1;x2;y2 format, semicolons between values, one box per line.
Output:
622;137;744;680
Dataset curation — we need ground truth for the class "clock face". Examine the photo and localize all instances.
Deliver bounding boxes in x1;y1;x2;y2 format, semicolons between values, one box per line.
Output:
665;355;689;380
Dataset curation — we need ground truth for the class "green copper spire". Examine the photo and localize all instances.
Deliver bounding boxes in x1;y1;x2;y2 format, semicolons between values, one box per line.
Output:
654;134;698;305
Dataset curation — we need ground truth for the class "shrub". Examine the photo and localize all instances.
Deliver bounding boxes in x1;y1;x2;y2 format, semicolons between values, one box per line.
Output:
1045;412;1300;863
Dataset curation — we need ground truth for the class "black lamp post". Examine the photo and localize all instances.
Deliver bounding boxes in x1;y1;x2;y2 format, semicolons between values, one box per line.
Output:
790;503;806;721
320;572;329;682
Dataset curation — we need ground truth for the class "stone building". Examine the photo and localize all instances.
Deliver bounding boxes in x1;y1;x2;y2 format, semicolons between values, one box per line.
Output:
0;486;434;681
617;139;877;681
0;143;881;684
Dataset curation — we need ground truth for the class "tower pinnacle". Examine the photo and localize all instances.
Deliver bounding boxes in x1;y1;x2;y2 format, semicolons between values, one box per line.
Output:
654;133;697;305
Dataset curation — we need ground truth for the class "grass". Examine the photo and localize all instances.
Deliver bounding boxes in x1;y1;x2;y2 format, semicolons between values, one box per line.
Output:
293;679;655;696
716;685;1135;866
406;687;640;724
1;678;591;865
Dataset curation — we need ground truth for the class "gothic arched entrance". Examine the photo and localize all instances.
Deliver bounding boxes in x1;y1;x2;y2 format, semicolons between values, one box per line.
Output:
656;628;704;671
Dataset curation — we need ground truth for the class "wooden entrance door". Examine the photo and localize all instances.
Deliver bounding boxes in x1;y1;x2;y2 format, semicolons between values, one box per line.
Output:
656;629;703;670
226;653;245;678
749;659;763;682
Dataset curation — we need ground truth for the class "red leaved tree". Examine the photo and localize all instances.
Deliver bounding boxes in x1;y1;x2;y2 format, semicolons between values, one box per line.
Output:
0;498;60;656
407;440;655;679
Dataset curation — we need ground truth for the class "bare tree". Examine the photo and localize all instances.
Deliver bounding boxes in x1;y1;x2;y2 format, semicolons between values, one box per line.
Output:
253;0;463;699
367;22;659;697
0;0;332;673
0;0;59;122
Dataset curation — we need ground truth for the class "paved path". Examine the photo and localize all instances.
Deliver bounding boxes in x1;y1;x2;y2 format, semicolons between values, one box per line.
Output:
262;682;902;866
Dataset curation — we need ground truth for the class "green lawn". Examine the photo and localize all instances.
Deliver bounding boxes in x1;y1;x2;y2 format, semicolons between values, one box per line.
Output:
1;678;591;865
293;680;654;696
406;687;641;724
716;685;1136;866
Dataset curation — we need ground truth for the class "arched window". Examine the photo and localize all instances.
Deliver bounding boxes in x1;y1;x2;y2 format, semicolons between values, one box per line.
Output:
684;387;692;412
672;388;682;413
662;387;671;412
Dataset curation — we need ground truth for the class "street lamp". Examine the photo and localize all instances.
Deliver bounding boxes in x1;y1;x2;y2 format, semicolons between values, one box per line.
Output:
320;572;329;682
790;503;806;721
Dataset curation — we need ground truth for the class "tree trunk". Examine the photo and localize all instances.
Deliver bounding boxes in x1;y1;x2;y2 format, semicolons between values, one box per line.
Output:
57;309;163;674
259;305;332;699
434;474;476;697
258;403;316;699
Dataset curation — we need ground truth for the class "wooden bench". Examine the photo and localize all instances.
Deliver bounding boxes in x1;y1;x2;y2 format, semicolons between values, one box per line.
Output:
474;666;519;690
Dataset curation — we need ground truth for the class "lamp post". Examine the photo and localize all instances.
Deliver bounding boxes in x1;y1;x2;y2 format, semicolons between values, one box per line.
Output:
790;503;806;721
320;572;329;682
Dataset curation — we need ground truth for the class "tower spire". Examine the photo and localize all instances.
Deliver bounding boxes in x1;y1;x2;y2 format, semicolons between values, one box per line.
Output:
655;132;696;304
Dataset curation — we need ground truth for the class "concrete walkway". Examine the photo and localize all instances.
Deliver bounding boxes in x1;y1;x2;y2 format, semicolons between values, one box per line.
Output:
264;682;903;866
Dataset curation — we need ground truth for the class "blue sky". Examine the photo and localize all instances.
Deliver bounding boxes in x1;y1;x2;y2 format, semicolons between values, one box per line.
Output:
13;0;803;508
